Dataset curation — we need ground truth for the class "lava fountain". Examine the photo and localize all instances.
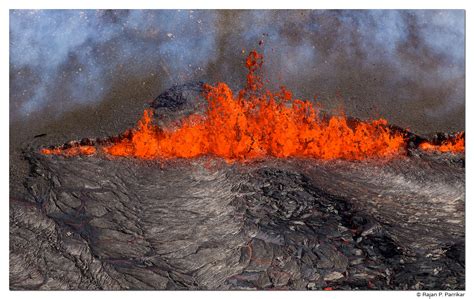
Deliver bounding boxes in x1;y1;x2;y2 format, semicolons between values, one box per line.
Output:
41;50;464;161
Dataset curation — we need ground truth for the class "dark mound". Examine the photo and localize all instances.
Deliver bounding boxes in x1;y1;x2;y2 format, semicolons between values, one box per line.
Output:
150;82;205;111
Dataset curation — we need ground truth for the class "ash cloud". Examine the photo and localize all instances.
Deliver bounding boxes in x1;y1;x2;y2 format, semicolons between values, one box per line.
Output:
9;10;464;134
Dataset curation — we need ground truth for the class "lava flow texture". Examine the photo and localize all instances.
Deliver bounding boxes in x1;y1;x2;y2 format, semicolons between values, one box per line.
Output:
419;133;465;153
42;51;464;161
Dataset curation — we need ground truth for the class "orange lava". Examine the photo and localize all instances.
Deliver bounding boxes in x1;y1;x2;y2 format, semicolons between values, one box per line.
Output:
419;133;465;153
41;50;415;161
104;51;406;161
41;145;96;156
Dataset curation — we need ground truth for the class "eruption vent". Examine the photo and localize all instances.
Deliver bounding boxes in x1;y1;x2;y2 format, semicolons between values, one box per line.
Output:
42;50;464;161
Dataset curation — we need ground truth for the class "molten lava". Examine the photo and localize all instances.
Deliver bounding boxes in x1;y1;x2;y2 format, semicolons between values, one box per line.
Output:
102;51;406;160
41;145;96;157
41;50;466;161
419;133;465;153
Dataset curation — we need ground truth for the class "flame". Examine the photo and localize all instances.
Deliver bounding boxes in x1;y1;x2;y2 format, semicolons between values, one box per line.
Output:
419;133;465;153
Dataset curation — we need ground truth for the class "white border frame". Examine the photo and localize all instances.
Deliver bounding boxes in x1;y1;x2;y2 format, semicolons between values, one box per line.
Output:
3;1;471;299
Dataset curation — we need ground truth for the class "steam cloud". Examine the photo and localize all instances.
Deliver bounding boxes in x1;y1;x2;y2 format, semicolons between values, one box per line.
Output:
10;10;218;116
10;10;464;133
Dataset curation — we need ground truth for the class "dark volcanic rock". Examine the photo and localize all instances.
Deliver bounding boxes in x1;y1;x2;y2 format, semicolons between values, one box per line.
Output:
149;82;206;128
9;148;465;290
150;82;204;111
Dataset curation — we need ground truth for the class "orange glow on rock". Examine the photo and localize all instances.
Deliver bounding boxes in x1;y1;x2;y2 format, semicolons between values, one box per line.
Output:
41;145;96;156
419;133;465;153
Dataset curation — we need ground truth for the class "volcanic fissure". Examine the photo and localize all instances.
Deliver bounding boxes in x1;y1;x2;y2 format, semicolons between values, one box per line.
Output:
41;51;464;161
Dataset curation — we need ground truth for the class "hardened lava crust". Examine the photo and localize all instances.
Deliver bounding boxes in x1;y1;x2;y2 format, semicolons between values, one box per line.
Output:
11;147;464;290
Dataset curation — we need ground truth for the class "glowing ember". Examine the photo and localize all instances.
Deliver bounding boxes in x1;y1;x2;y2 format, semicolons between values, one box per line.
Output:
41;145;96;156
419;133;465;153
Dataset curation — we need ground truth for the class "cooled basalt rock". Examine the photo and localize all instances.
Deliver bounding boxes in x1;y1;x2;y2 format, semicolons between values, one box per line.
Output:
149;82;206;129
10;149;464;290
150;82;205;111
